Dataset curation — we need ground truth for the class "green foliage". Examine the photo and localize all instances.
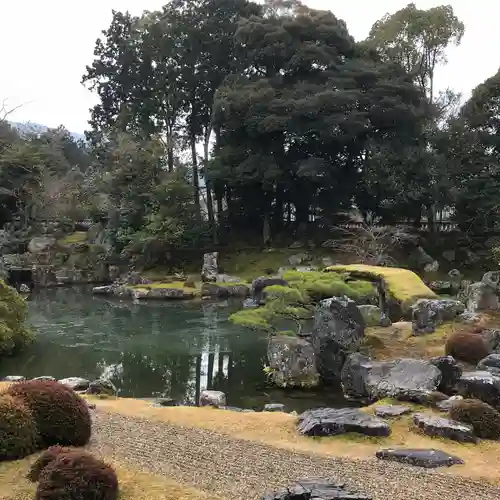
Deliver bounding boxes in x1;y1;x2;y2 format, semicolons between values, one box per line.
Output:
35;450;118;500
7;380;92;447
0;394;39;460
229;308;273;332
0;280;33;356
449;399;500;440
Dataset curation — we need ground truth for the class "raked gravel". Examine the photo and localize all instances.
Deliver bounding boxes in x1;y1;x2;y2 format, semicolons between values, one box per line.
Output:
89;409;500;500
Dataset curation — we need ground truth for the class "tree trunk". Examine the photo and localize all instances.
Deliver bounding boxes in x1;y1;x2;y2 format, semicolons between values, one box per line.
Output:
274;184;284;235
203;129;217;244
190;131;200;218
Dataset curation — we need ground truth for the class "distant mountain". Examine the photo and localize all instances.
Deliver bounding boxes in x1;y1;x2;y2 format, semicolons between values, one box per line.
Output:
10;121;85;142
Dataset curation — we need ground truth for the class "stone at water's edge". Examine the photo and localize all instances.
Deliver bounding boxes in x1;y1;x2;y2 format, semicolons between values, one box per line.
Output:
201;252;218;283
58;377;90;391
411;299;464;335
199;390;226;408
87;379;117;396
262;479;371;500
263;403;285;412
373;405;412;418
456;370;500;408
251;276;289;303
311;296;365;384
267;336;319;388
3;375;25;382
201;283;250;298
412;413;477;443
341;355;442;402
297;407;391;437
430;355;462;395
375;449;464;469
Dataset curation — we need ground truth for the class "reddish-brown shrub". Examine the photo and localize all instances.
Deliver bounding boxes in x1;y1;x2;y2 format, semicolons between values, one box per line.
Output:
7;380;91;446
28;445;73;482
445;332;490;364
450;398;500;439
36;450;118;500
0;394;38;460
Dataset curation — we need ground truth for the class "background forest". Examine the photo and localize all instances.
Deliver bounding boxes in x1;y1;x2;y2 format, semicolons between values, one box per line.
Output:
1;0;499;266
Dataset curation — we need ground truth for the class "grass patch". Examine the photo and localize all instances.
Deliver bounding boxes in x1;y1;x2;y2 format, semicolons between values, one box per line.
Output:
325;264;437;311
0;454;218;500
57;231;87;246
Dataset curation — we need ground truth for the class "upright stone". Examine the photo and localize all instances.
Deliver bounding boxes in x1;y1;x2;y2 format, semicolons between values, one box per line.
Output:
201;252;218;283
311;296;365;384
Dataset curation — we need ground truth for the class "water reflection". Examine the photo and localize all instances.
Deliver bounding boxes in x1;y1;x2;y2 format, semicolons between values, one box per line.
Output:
0;287;348;411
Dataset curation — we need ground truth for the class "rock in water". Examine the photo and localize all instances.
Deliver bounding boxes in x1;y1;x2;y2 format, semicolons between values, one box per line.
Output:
199;390;226;407
411;299;464;335
87;379;117;396
262;479;371;500
267;336;319;388
311;296;365;384
376;448;464;468
412;413;477;443
297;407;390;437
430;356;462;394
58;377;90;391
251;276;288;303
201;252;218;283
456;370;500;408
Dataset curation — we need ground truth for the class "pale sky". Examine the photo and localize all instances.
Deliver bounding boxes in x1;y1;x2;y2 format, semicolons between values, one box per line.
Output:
0;0;497;133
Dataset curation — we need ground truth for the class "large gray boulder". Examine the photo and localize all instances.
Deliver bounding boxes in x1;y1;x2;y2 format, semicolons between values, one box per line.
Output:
311;296;365;384
251;276;288;303
477;353;500;373
459;282;499;312
482;271;500;292
341;355;442;401
411;299;464;335
28;236;56;254
456;370;500;408
201;252;218;283
267;336;319;388
297;407;390;437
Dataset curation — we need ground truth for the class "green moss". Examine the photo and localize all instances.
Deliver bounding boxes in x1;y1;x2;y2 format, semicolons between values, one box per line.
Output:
229;308;273;332
0;281;34;356
325;264;436;311
57;232;87;246
282;270;377;302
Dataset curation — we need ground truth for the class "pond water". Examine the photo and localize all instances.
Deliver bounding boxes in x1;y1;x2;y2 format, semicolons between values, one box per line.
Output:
0;287;349;412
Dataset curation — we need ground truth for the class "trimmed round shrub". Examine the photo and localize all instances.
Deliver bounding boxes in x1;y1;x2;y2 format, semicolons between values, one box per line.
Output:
445;332;490;364
450;398;500;439
28;445;73;482
36;450;118;500
0;394;39;460
7;380;91;446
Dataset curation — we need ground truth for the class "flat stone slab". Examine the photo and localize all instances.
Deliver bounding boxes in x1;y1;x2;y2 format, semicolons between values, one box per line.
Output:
373;405;411;418
375;448;464;468
297;408;391;437
262;479;371;500
413;413;477;443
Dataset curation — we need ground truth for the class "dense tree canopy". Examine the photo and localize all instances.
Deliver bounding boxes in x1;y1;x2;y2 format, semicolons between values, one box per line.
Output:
3;1;500;263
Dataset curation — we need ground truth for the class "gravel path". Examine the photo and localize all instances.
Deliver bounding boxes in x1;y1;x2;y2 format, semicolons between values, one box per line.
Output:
90;410;500;500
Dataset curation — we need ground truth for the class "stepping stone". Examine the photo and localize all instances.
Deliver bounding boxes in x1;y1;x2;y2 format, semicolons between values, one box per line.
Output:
262;479;371;500
373;405;411;418
264;403;285;412
376;448;464;468
413;413;477;443
297;408;391;437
